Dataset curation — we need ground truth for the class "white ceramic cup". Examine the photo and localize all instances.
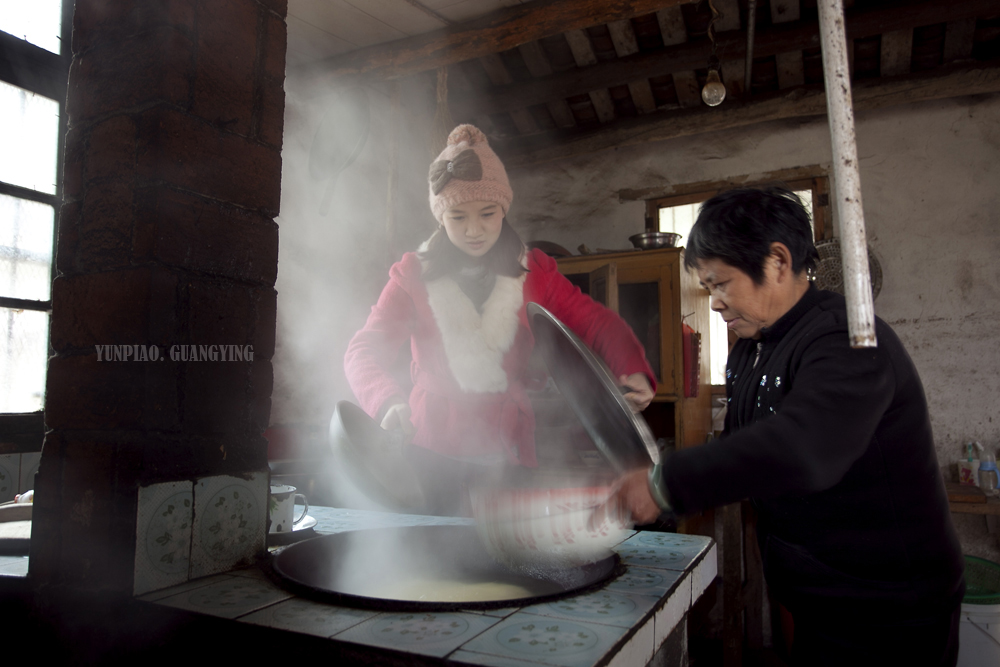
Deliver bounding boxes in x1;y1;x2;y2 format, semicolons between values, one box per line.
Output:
269;484;309;534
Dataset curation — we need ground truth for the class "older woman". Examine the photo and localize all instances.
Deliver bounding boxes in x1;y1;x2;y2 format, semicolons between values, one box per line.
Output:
614;187;964;666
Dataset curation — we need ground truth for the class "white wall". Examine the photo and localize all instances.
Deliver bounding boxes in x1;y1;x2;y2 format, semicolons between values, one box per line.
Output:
507;94;1000;560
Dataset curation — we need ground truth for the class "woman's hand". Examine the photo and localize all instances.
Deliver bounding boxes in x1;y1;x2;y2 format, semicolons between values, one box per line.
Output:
612;468;662;526
380;402;416;441
619;373;654;412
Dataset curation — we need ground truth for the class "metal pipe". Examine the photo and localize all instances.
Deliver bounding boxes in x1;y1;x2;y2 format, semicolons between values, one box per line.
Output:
817;0;877;348
744;0;757;96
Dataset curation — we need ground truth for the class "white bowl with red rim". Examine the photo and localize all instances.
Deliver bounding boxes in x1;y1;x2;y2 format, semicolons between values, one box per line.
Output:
470;485;631;569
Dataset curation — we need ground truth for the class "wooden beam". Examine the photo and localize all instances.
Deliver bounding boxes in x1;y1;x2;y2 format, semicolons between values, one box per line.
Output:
772;0;804;89
770;0;801;24
673;70;703;107
880;28;914;77
447;64;499;137
608;19;658;113
776;51;806;89
656;6;688;46
714;0;742;33
517;41;577;127
450;0;995;119
498;63;1000;167
657;5;702;108
721;58;746;98
565;29;616;123
477;53;540;134
943;18;977;62
316;0;696;81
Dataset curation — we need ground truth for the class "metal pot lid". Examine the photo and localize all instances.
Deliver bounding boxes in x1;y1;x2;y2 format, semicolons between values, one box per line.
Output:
526;303;659;472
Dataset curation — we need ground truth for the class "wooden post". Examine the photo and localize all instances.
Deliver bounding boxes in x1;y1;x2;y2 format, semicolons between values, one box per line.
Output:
817;0;877;348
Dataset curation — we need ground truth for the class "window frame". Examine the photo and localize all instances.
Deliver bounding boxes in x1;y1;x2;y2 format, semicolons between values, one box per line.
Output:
644;172;831;243
0;1;72;451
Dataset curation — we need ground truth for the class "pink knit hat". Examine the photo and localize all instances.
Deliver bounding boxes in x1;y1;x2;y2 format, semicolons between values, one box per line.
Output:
428;125;513;222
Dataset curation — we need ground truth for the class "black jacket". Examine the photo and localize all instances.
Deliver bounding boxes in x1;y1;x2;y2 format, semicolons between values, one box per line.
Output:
663;285;964;618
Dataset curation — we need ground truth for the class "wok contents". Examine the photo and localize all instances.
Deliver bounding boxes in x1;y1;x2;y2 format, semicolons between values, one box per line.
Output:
270;526;618;609
376;578;536;603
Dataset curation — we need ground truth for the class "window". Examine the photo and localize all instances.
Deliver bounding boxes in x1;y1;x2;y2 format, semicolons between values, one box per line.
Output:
0;2;70;415
647;175;829;386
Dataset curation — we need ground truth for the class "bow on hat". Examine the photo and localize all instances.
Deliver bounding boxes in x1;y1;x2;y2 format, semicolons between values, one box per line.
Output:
429;149;483;195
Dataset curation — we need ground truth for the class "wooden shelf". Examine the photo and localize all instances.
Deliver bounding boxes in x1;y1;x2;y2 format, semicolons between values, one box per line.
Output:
946;482;1000;516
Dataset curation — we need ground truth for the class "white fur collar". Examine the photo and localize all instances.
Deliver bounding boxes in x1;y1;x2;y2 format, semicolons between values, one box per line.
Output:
425;272;525;393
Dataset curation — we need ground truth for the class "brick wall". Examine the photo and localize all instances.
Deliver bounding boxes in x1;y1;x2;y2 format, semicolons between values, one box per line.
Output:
30;0;287;593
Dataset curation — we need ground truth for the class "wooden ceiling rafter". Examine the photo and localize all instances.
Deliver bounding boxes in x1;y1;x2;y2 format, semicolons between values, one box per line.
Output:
316;0;695;82
448;0;998;121
496;62;1000;167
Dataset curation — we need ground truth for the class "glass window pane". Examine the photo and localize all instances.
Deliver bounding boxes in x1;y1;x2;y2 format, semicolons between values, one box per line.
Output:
794;189;815;237
710;311;728;385
619;282;661;385
658;203;699;246
0;80;59;195
0;194;54;301
0;307;48;413
0;1;64;55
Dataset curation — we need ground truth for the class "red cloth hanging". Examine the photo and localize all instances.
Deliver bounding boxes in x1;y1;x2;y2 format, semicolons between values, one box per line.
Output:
682;322;701;398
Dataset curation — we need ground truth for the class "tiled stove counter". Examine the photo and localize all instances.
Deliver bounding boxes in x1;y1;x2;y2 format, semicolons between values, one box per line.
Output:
141;507;717;666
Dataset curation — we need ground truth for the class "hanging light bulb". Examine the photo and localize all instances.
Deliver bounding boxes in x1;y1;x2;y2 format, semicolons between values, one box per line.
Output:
702;67;726;106
702;1;727;107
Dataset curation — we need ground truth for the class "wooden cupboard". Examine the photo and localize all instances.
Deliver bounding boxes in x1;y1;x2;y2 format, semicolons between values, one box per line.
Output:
555;247;713;452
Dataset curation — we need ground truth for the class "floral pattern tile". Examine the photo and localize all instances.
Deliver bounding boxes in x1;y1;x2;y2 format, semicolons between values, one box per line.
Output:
605;566;683;598
137;573;234;602
134;480;193;596
459;612;628;667
520;589;657;629
239;597;377;637
0;454;17;503
334;611;500;658
630;531;708;550
18;452;39;494
154;572;292;619
614;531;711;572
190;473;267;579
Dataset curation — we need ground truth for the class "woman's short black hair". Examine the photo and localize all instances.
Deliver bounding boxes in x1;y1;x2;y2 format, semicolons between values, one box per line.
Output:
683;186;819;284
419;218;527;281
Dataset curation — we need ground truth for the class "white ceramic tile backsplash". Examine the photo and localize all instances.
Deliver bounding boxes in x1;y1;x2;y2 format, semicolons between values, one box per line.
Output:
134;480;194;596
190;473;267;579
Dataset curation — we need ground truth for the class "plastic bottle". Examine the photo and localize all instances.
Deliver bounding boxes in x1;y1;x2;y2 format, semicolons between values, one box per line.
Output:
978;449;1000;497
958;442;981;486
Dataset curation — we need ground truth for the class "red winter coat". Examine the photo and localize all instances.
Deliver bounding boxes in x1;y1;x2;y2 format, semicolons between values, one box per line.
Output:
344;248;655;466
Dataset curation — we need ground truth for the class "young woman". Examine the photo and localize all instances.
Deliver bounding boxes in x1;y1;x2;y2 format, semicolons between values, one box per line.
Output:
344;125;655;501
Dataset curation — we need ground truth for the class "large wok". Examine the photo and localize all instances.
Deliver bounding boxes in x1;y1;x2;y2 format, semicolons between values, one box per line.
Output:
270;524;622;611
